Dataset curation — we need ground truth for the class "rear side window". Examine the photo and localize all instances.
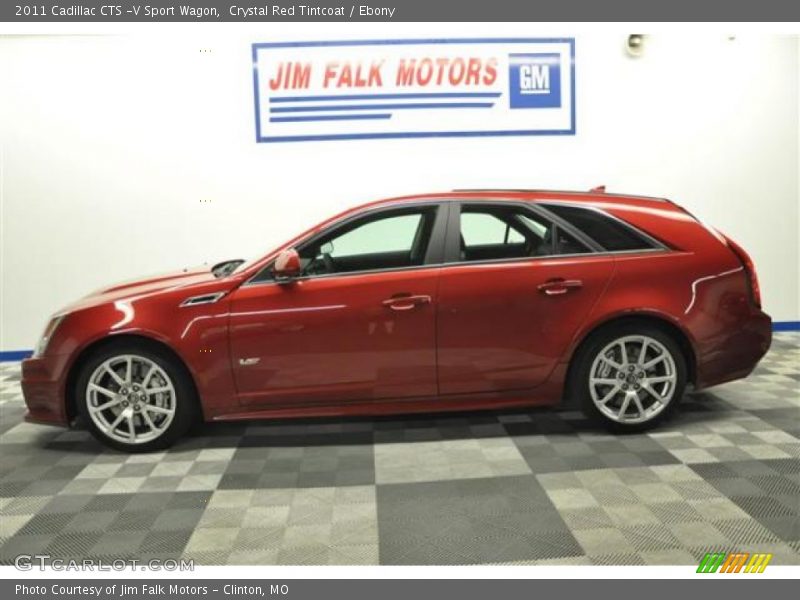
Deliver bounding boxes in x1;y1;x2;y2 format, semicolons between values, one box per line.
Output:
461;212;522;246
457;205;591;263
543;204;656;252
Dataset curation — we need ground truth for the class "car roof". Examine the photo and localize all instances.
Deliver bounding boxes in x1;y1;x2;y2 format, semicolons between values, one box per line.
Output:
300;188;679;245
364;188;671;210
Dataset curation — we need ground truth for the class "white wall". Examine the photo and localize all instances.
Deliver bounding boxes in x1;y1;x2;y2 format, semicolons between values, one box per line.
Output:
1;29;798;351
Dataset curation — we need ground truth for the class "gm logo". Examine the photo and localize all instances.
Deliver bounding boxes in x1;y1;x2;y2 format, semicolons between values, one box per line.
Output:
508;53;562;109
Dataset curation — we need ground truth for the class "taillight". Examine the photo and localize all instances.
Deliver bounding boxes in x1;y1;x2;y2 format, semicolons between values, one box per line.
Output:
723;234;761;308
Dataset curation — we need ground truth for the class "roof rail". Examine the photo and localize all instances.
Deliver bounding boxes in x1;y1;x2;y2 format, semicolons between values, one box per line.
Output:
450;188;668;202
452;188;578;193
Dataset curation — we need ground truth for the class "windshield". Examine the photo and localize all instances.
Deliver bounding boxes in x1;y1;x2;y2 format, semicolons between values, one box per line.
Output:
211;259;245;278
230;254;265;274
219;224;328;278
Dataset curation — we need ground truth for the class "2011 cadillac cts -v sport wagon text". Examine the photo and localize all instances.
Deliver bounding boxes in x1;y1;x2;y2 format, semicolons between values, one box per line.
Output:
22;189;772;451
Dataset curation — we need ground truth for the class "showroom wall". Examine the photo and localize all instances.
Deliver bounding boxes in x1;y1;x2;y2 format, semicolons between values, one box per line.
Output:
1;29;798;352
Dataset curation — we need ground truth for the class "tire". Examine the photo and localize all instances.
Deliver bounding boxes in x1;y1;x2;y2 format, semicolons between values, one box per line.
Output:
76;341;197;452
571;323;687;432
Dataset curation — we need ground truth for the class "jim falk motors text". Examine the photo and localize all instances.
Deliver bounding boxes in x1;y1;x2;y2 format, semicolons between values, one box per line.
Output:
123;584;290;596
268;56;500;90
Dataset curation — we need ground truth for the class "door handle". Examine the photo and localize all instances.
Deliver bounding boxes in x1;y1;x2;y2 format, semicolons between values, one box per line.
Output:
382;294;432;311
537;278;583;296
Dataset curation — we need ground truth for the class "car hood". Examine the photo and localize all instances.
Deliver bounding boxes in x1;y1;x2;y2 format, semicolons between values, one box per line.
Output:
64;266;231;312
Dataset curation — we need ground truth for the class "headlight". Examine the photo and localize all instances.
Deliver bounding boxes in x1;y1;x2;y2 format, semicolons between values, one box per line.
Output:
33;314;65;357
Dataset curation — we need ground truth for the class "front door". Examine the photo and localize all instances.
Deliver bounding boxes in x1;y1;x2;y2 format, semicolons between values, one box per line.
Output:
228;203;445;407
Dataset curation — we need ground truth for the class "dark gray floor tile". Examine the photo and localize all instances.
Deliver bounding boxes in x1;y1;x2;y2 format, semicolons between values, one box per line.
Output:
377;474;581;564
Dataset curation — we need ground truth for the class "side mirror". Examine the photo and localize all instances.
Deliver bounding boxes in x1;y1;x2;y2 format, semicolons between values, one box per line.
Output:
273;248;301;282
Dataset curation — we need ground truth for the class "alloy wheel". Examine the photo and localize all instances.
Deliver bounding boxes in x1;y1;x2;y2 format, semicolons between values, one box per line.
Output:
588;335;678;424
85;354;177;444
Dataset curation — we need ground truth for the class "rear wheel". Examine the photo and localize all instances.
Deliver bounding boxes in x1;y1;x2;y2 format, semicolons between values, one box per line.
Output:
573;325;687;431
76;342;196;452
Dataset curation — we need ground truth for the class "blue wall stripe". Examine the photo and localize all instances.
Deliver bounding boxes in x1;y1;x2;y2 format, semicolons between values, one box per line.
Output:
2;322;798;363
0;350;33;362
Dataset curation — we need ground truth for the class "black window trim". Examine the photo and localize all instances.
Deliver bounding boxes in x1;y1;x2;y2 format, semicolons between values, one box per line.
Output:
537;200;669;253
243;198;672;286
525;203;605;253
244;200;451;286
440;199;670;270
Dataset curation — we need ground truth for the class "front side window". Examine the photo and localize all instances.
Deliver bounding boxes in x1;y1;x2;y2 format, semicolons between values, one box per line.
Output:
299;206;438;276
326;213;423;258
458;205;590;262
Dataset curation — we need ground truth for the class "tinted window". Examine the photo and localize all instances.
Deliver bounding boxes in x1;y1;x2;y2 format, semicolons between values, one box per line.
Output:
543;204;655;251
555;227;593;255
328;214;423;258
298;207;438;276
458;205;590;262
461;212;527;246
250;207;438;283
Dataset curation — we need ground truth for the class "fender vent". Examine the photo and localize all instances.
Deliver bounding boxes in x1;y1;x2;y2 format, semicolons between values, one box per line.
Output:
180;292;226;307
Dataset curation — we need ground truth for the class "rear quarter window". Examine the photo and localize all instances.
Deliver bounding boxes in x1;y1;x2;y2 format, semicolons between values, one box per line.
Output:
543;204;657;252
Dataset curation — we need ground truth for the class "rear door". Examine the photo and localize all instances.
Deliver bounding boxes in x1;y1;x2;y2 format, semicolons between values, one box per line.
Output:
436;202;616;395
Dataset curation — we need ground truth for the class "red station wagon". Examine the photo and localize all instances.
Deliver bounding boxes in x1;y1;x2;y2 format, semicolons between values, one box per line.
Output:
21;189;772;451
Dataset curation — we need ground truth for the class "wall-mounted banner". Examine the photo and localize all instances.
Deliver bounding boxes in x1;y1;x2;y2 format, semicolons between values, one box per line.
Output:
252;38;575;142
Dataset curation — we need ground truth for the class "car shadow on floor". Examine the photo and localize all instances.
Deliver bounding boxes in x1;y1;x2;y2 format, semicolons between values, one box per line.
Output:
162;390;739;450
12;390;738;456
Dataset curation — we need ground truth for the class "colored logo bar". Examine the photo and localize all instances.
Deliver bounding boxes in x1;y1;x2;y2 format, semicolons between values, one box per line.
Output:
697;552;772;573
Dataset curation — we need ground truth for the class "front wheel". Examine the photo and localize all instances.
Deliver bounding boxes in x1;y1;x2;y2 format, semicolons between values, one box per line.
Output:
573;325;687;431
76;343;197;452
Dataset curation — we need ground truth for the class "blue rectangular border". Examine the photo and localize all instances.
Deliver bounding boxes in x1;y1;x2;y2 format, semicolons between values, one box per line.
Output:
252;37;576;143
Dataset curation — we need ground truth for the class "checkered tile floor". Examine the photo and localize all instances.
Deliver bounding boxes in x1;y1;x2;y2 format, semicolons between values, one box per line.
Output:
1;334;798;565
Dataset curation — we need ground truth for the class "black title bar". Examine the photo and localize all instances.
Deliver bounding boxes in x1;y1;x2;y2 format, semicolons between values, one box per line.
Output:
3;0;800;22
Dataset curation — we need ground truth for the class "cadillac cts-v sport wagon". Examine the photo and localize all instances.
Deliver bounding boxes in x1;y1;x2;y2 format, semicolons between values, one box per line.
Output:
22;189;772;451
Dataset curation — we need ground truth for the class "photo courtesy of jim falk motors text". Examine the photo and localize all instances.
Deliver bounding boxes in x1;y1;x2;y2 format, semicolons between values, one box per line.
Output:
14;583;286;597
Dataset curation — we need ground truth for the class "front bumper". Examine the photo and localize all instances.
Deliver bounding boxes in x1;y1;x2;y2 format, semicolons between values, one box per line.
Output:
21;355;70;427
